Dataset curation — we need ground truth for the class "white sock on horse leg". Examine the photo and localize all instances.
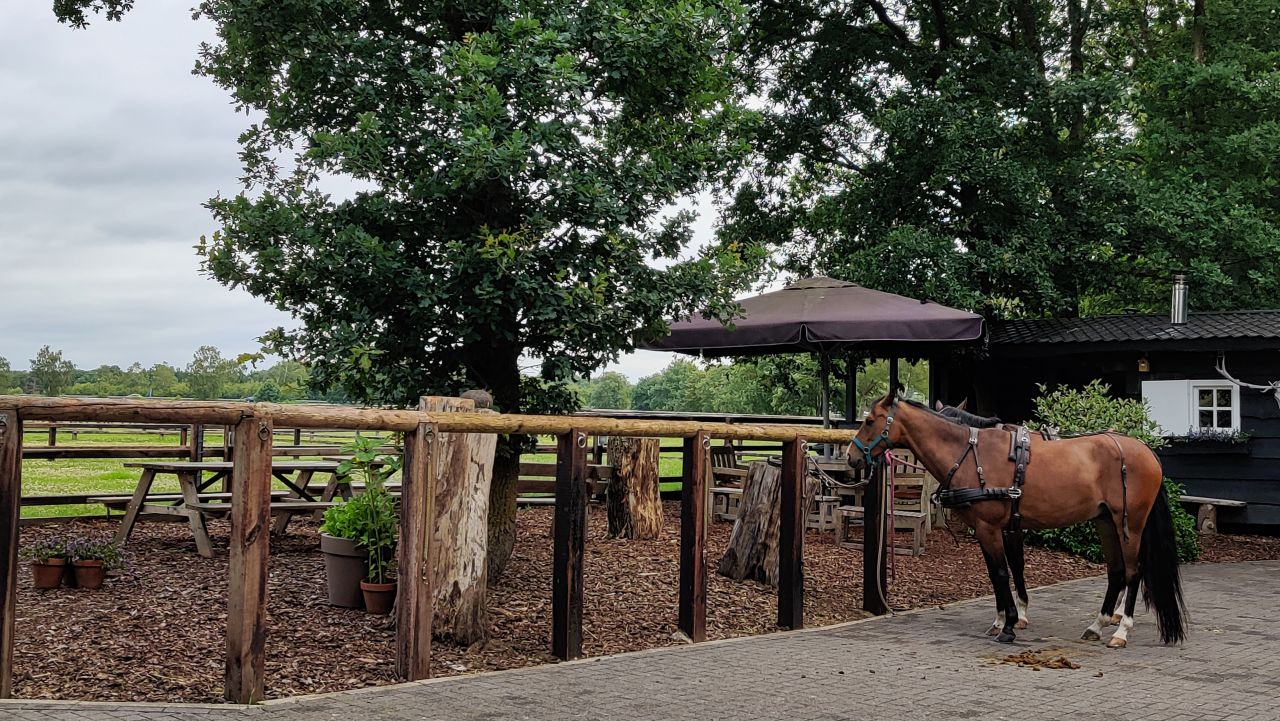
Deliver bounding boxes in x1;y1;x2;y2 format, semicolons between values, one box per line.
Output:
1108;614;1135;647
1108;590;1126;624
1084;612;1109;637
1015;596;1029;626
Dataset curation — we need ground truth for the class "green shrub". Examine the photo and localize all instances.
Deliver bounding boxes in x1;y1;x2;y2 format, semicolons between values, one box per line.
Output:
1024;381;1199;563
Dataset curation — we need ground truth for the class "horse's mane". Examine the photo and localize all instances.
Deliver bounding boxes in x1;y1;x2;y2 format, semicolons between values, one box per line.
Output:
940;405;1003;428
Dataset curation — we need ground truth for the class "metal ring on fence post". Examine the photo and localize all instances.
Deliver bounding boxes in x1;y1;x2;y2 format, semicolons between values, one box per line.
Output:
576;431;587;448
258;421;271;441
701;436;711;450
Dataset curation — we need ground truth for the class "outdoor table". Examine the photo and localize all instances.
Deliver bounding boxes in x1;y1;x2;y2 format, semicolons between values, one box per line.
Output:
115;461;346;557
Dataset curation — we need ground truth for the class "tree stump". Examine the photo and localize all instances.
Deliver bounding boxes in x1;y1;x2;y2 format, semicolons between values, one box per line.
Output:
419;396;496;645
717;460;819;586
605;437;663;540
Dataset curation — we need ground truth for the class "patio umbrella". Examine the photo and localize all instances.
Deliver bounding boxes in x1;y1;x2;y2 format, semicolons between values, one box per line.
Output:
639;276;984;426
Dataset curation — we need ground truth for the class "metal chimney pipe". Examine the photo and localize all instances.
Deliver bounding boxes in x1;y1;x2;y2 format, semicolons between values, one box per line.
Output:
1171;273;1188;325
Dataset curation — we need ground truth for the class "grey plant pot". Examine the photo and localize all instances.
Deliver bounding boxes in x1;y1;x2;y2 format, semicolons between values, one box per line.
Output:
320;533;366;609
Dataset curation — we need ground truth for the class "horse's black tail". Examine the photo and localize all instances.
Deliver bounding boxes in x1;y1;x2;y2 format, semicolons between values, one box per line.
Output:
1141;485;1187;644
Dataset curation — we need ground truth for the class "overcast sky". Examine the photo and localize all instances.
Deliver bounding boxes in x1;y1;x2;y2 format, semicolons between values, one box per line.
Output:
0;3;701;382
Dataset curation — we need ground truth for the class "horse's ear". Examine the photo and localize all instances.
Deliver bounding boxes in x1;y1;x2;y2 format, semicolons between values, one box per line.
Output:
956;398;968;411
934;400;944;411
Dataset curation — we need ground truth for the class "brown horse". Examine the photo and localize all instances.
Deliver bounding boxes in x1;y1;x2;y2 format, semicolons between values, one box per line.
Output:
850;391;1186;647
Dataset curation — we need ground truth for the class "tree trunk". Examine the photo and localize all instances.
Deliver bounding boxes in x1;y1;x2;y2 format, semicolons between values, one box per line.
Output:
472;350;522;583
486;440;521;583
1191;0;1205;63
605;437;663;540
717;461;819;586
419;396;495;646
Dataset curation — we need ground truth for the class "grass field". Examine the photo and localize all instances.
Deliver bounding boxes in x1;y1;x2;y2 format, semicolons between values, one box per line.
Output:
17;433;733;518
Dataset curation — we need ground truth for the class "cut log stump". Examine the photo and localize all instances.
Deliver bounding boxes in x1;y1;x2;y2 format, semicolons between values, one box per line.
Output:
605;437;662;540
717;460;818;586
419;396;496;646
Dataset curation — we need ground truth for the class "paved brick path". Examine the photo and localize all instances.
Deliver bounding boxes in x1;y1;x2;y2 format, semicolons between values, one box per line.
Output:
5;560;1278;721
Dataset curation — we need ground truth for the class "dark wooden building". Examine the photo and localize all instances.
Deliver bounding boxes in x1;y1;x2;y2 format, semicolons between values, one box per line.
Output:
935;310;1280;527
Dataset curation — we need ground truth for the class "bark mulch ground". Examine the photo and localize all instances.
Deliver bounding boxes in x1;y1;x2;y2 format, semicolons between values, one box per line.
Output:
12;504;1280;702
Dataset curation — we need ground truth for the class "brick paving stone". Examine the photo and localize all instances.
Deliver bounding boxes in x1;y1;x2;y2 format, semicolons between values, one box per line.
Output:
4;561;1278;720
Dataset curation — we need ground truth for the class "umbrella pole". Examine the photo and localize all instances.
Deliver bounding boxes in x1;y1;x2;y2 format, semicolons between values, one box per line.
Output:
819;352;831;430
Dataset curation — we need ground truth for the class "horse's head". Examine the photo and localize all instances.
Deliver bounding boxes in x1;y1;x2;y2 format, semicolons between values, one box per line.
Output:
848;390;903;470
933;398;1002;428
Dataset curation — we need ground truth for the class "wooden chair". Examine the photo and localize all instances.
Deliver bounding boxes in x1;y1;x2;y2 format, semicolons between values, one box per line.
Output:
710;486;743;521
710;442;748;486
834;451;937;556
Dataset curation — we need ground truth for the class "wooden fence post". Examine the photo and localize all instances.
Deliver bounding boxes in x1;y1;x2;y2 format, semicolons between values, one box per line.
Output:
552;429;588;660
0;407;21;698
190;423;204;461
396;421;437;681
679;431;709;641
777;438;805;629
225;414;272;704
862;463;889;615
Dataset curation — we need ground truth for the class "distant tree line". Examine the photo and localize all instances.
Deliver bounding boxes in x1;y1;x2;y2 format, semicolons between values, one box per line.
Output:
0;345;347;402
573;357;928;418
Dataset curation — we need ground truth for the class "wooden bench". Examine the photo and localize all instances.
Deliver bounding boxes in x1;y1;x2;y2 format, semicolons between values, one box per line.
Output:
808;495;841;532
89;490;300;514
836;505;928;556
710;487;743;521
1178;495;1247;534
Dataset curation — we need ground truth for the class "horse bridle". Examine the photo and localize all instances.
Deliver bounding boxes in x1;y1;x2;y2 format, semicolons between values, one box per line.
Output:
852;398;899;469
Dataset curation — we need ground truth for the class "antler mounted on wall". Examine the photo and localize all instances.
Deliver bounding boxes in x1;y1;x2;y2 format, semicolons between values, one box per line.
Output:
1215;354;1280;411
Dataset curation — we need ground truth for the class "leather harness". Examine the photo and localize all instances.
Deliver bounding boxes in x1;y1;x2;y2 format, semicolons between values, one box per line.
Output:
934;425;1033;532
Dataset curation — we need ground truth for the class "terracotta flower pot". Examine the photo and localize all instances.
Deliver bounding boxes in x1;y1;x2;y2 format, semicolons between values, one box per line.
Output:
31;559;66;589
360;580;397;615
72;560;106;590
320;533;366;608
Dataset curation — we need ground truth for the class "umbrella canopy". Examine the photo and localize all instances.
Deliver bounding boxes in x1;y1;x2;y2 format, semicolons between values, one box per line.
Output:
640;276;984;356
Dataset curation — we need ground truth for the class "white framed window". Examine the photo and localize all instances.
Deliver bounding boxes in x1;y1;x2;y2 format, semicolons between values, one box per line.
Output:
1190;382;1239;431
1142;379;1240;435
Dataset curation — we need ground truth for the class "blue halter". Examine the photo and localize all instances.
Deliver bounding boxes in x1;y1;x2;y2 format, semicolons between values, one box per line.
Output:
852;398;899;468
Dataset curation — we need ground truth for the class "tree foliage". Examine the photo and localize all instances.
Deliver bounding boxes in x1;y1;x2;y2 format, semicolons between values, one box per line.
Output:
723;0;1280;318
185;345;242;400
174;0;758;416
29;346;77;396
623;357;926;416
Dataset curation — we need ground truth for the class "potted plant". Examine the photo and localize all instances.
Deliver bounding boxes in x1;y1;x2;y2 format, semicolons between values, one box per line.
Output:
64;537;124;590
356;479;399;615
320;434;401;609
24;538;67;589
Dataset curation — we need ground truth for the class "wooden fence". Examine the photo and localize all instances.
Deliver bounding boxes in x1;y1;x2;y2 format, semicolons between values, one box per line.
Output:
0;396;889;704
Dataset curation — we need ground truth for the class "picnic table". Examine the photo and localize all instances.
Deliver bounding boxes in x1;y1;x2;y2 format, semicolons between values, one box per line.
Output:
112;461;349;557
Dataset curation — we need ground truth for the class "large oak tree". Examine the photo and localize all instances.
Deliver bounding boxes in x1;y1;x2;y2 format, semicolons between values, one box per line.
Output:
58;0;756;577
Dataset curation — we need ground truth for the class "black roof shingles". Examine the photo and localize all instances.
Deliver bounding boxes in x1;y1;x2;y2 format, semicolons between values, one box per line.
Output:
991;311;1280;346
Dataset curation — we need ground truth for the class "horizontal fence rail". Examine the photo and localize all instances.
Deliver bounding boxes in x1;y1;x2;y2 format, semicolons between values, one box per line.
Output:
1;396;857;443
0;395;884;706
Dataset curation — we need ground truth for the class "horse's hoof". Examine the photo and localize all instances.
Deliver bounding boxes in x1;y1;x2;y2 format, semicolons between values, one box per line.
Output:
1110;614;1123;625
1015;619;1028;630
1106;637;1127;649
1081;629;1101;641
986;625;1000;637
996;631;1016;644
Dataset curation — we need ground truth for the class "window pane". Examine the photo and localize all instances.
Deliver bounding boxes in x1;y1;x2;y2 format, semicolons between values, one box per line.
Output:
1217;389;1232;407
1198;389;1213;406
1218;410;1231;428
1199;410;1213;427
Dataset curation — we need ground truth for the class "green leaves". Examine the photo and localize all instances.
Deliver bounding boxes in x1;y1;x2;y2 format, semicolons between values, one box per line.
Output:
186;0;753;412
